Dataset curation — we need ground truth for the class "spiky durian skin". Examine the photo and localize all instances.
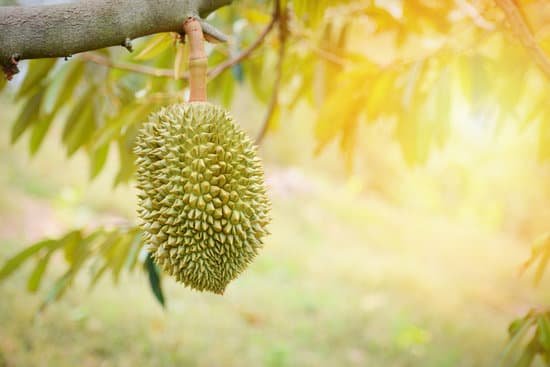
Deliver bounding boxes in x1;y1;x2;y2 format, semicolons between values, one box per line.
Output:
134;102;271;294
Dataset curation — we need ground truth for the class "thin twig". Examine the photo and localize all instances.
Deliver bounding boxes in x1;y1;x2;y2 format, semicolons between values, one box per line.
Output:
80;52;178;78
256;0;285;145
208;7;279;81
495;0;550;79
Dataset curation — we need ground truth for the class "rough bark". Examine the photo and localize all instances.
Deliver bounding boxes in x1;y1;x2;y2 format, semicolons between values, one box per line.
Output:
0;0;231;70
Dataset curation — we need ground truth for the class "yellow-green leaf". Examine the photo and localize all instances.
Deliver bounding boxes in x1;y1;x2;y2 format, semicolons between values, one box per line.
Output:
27;253;52;293
16;59;56;99
89;142;110;179
11;88;45;143
0;240;56;281
538;315;550;351
29;114;54;155
134;33;173;61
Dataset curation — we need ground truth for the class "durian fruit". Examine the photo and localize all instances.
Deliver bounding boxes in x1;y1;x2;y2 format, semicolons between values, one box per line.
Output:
134;102;271;294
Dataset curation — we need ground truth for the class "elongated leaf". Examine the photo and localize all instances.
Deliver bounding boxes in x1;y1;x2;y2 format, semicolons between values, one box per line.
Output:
65;104;96;156
91;101;150;150
208;50;236;107
114;113;155;186
173;42;186;80
27;253;52;292
514;338;538;367
0;240;56;280
89;263;109;289
40;271;72;310
539;315;550;352
50;61;86;115
16;59;56;99
61;87;96;144
62;230;85;265
501;316;536;366
365;72;396;121
29;113;54;155
144;253;165;308
40;232;97;309
105;233;134;284
11;88;45;143
124;232;143;271
89;142;110;179
134;33;173;61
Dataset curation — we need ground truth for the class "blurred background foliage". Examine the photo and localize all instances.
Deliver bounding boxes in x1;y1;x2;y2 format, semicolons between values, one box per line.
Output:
1;0;550;366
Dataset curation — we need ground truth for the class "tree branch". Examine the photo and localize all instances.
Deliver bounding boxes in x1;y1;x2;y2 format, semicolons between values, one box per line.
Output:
80;52;183;78
495;0;550;80
0;0;231;78
81;6;279;82
208;6;279;81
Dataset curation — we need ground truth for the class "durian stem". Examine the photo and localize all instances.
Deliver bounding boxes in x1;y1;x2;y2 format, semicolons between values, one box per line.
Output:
184;17;208;102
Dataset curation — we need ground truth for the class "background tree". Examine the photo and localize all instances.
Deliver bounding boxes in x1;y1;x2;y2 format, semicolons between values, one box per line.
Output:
0;0;549;365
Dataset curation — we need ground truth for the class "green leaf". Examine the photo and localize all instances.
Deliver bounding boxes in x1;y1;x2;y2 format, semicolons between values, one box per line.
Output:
208;50;236;107
245;50;277;104
29;113;54;155
134;33;173;61
62;87;96;143
89;228;142;288
27;252;52;293
65;104;96;157
11;88;45;143
514;338;538;367
16;59;57;99
49;61;86;115
92;101;152;150
124;232;143;271
89;263;109;289
114;118;151;186
144;253;165;308
501;315;536;366
538;315;550;352
105;233;134;284
40;231;102;309
61;230;86;265
89;142;110;179
0;240;56;281
40;271;72;310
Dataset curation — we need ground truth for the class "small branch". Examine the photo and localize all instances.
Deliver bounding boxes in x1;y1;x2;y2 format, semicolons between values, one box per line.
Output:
495;0;550;79
256;0;285;145
80;52;182;78
208;7;279;81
